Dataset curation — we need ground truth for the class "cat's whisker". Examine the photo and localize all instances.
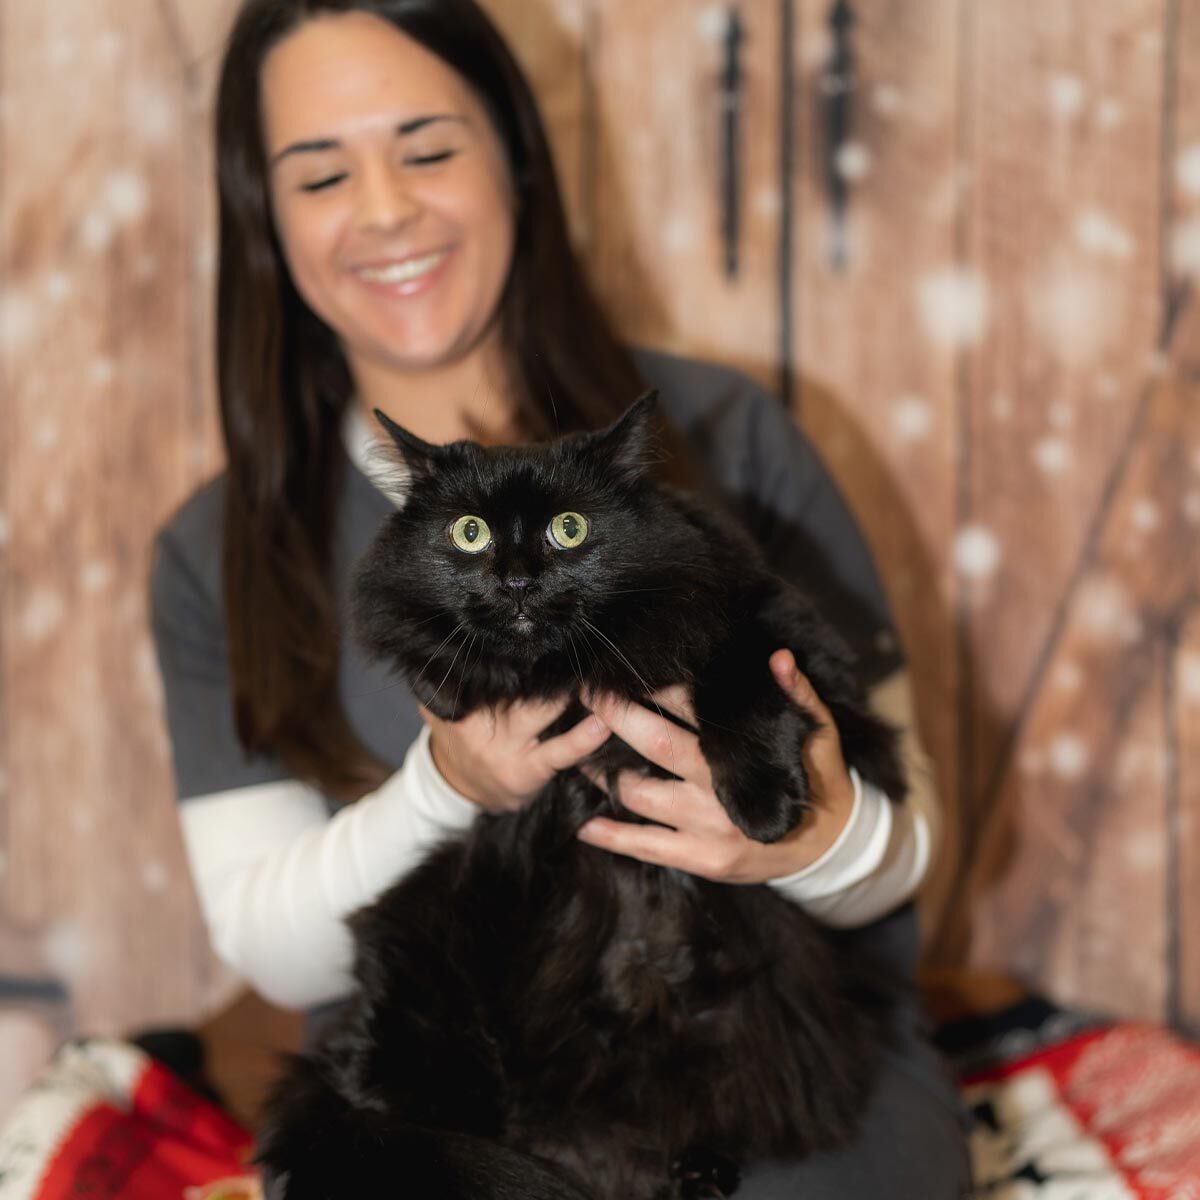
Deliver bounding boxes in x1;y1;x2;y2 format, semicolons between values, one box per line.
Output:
448;632;478;724
575;585;682;598
579;618;679;777
424;625;472;713
565;631;586;692
414;621;468;692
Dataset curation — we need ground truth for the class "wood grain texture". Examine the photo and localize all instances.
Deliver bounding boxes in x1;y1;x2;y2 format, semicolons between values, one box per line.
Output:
584;1;783;389
1;1;1197;1059
790;0;963;938
968;292;1199;1018
479;0;589;245
1176;604;1200;1034
0;0;234;1034
945;0;1169;961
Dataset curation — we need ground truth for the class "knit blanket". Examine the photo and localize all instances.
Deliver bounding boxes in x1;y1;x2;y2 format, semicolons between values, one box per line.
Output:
2;1003;1198;1199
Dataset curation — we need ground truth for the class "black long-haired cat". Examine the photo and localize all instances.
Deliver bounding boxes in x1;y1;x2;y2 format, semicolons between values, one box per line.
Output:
257;393;909;1200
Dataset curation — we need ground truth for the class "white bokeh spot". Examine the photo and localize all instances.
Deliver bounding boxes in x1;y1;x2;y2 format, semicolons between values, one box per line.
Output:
891;394;933;444
1;289;41;354
696;5;726;42
1077;574;1138;645
1033;435;1072;476
43;921;91;985
1074;209;1134;259
103;170;149;225
1179;651;1200;705
127;82;174;146
835;141;872;182
1170;216;1200;279
1048;733;1090;781
1177;144;1200;196
916;268;990;348
1095;97;1125;130
1047;74;1086;119
82;561;113;593
1130;498;1159;532
954;525;1001;581
872;84;902;115
80;211;115;254
1026;259;1121;366
43;271;75;303
19;587;65;643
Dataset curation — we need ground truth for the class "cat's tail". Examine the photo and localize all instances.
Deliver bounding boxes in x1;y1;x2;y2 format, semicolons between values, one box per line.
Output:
257;1054;593;1200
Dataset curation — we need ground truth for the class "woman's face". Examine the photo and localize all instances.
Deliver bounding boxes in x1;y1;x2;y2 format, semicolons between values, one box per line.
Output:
261;12;518;375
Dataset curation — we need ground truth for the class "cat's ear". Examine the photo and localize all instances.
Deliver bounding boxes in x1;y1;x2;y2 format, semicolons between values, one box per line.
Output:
373;409;441;471
363;409;442;505
589;390;659;483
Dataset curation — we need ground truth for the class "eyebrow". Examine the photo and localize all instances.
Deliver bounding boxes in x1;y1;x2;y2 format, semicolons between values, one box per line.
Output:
270;114;469;166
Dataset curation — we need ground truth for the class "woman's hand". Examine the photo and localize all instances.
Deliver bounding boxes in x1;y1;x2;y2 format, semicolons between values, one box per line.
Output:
422;697;612;813
576;650;856;883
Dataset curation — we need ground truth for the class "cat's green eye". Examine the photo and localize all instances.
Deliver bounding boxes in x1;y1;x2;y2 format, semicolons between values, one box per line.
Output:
450;515;492;553
548;511;589;550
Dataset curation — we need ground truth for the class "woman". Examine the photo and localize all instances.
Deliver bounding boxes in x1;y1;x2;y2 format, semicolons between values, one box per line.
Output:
149;0;970;1194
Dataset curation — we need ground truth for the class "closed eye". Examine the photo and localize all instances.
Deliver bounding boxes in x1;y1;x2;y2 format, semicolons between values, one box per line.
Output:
300;174;347;193
406;149;458;166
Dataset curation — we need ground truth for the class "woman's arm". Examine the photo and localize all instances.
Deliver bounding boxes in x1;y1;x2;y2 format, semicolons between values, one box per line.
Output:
178;725;477;1009
765;667;940;927
151;526;607;1008
586;357;941;923
150;527;480;1008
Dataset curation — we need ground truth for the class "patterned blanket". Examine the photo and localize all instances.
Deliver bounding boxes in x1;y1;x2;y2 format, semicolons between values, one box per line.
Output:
1;1002;1197;1199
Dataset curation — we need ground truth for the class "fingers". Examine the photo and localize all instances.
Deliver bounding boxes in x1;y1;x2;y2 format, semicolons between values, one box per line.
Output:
584;693;711;786
645;683;698;730
576;817;705;873
539;710;612;772
585;768;732;836
769;649;833;726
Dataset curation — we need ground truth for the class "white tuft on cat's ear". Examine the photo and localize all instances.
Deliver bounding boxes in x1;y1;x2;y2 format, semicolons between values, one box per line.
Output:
373;409;441;471
590;390;660;482
349;408;441;507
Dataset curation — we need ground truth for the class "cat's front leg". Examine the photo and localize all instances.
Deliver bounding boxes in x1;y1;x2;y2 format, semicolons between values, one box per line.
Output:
691;628;819;844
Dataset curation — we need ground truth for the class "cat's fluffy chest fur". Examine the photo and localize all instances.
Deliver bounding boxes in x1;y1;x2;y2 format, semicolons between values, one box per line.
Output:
257;394;907;1200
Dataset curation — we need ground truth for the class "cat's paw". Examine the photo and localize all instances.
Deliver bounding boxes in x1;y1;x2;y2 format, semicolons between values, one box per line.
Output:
669;1147;742;1198
714;759;809;844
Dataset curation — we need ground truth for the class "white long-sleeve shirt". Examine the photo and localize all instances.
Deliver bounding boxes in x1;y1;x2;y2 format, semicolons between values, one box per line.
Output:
176;408;940;1011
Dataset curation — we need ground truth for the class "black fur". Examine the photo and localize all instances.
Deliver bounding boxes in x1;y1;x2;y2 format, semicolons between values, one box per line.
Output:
257;393;909;1199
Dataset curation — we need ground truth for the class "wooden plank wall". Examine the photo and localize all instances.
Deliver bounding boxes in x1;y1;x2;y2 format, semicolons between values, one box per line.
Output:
0;0;1197;1107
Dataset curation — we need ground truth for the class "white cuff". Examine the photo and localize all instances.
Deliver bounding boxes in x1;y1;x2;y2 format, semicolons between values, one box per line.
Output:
179;726;479;1010
766;769;932;927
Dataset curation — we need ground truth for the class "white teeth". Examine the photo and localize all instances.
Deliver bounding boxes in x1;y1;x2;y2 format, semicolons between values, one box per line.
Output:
357;251;446;285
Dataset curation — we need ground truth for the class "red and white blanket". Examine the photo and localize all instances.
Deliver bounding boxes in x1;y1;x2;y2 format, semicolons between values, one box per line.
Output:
964;1021;1200;1198
2;1011;1199;1199
0;1039;257;1200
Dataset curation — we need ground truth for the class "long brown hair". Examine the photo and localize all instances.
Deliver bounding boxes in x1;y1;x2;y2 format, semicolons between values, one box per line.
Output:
215;0;665;801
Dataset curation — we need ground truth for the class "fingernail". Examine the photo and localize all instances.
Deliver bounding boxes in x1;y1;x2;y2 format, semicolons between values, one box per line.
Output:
577;820;597;841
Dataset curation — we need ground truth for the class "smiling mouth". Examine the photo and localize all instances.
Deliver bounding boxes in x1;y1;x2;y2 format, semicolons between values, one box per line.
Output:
354;249;449;286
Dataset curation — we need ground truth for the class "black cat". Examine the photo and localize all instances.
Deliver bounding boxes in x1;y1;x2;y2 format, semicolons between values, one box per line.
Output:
257;393;908;1200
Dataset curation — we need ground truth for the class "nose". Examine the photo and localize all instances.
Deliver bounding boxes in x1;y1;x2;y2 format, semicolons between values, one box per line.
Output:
503;577;532;593
357;158;419;231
